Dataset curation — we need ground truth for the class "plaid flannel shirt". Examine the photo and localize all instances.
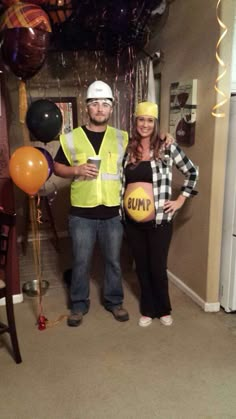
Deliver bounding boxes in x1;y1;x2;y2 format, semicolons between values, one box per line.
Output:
120;142;199;225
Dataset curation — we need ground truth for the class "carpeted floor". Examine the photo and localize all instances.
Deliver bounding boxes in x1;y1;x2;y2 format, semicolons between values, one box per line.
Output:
1;237;236;419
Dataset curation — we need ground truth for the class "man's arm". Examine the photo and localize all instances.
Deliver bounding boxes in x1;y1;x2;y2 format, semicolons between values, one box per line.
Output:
53;145;99;179
53;161;80;178
54;161;99;179
53;145;78;178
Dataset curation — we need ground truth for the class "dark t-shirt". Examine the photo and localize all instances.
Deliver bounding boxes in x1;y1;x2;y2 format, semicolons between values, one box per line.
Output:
125;161;152;185
54;126;119;219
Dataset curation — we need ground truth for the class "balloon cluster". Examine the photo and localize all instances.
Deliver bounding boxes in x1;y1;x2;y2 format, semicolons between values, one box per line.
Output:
0;3;64;195
9;98;63;195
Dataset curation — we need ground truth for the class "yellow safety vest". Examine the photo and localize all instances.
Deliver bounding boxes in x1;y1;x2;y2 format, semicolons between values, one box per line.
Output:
60;126;128;207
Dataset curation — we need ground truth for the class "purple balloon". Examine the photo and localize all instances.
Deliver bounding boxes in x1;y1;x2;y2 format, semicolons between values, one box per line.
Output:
35;147;53;180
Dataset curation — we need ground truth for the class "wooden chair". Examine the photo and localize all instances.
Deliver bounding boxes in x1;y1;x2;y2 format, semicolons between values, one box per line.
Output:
0;210;22;364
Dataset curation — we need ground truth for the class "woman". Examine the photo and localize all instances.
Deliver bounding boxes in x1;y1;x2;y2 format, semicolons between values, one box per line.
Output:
121;101;198;327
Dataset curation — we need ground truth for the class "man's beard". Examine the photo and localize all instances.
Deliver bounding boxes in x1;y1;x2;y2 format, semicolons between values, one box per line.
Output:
89;115;110;126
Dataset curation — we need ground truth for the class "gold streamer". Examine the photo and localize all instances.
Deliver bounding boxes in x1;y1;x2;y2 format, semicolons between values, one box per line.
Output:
212;0;228;118
19;80;27;123
19;80;30;145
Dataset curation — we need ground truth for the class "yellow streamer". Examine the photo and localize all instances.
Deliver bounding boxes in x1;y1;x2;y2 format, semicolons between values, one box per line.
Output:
19;80;31;145
19;80;28;124
212;0;228;118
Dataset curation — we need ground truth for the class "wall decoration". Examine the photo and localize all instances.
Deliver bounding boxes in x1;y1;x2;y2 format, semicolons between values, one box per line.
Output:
49;97;78;134
212;0;228;117
169;79;197;146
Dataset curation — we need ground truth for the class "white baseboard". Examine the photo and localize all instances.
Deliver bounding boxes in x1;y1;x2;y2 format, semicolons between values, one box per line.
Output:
168;270;220;312
0;293;24;306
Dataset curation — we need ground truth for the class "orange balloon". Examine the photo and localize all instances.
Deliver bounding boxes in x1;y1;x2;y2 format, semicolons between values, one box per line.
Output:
9;146;49;196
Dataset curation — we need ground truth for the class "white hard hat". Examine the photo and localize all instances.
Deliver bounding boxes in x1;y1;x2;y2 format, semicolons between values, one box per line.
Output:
86;80;114;102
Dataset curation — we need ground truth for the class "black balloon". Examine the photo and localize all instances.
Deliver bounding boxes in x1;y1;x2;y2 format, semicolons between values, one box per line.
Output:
1;27;50;80
26;99;63;143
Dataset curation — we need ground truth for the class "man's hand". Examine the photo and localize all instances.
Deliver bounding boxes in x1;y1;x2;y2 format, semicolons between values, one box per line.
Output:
160;132;175;148
74;163;98;178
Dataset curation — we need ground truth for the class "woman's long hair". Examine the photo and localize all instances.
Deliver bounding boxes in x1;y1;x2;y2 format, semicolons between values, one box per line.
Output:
127;118;163;163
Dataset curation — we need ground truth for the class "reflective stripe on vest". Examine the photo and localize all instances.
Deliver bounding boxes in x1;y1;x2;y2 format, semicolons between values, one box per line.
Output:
101;129;124;180
65;131;77;165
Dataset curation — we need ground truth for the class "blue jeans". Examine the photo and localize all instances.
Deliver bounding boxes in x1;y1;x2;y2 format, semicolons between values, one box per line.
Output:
68;215;124;313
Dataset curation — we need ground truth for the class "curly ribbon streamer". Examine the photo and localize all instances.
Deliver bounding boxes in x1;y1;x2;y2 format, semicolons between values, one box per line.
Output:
29;195;67;330
212;0;228;118
29;195;43;321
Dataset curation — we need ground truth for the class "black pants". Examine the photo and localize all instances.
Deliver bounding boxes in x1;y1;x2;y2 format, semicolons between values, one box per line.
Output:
125;219;173;318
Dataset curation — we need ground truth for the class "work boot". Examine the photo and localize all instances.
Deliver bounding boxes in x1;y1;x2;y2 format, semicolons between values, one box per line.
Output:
110;306;129;322
67;312;83;327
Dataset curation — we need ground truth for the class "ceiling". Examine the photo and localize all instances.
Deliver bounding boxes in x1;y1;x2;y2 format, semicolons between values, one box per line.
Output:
0;0;173;55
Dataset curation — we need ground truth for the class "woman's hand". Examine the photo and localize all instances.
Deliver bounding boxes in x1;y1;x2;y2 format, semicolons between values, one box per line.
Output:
74;163;98;178
164;195;186;214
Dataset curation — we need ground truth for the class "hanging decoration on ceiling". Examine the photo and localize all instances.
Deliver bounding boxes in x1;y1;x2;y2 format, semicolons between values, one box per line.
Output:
0;1;52;32
0;1;169;56
50;0;165;55
211;0;228;118
0;1;52;134
41;0;74;25
8;0;75;25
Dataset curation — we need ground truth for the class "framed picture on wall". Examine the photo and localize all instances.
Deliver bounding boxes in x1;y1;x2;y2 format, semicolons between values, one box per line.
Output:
169;80;197;146
48;97;78;134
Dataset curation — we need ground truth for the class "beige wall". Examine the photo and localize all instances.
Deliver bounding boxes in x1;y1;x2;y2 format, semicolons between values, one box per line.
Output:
147;0;235;304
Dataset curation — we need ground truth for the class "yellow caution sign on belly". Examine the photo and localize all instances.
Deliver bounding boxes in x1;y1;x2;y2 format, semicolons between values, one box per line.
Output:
124;187;155;222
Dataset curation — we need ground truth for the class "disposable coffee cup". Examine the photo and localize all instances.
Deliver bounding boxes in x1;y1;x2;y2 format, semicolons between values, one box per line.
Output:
87;156;101;170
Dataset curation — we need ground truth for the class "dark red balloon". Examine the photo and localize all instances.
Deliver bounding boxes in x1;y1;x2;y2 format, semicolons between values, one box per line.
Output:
1;27;50;80
1;0;18;7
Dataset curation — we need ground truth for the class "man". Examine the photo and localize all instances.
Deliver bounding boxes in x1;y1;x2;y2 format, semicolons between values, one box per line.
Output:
54;80;129;327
